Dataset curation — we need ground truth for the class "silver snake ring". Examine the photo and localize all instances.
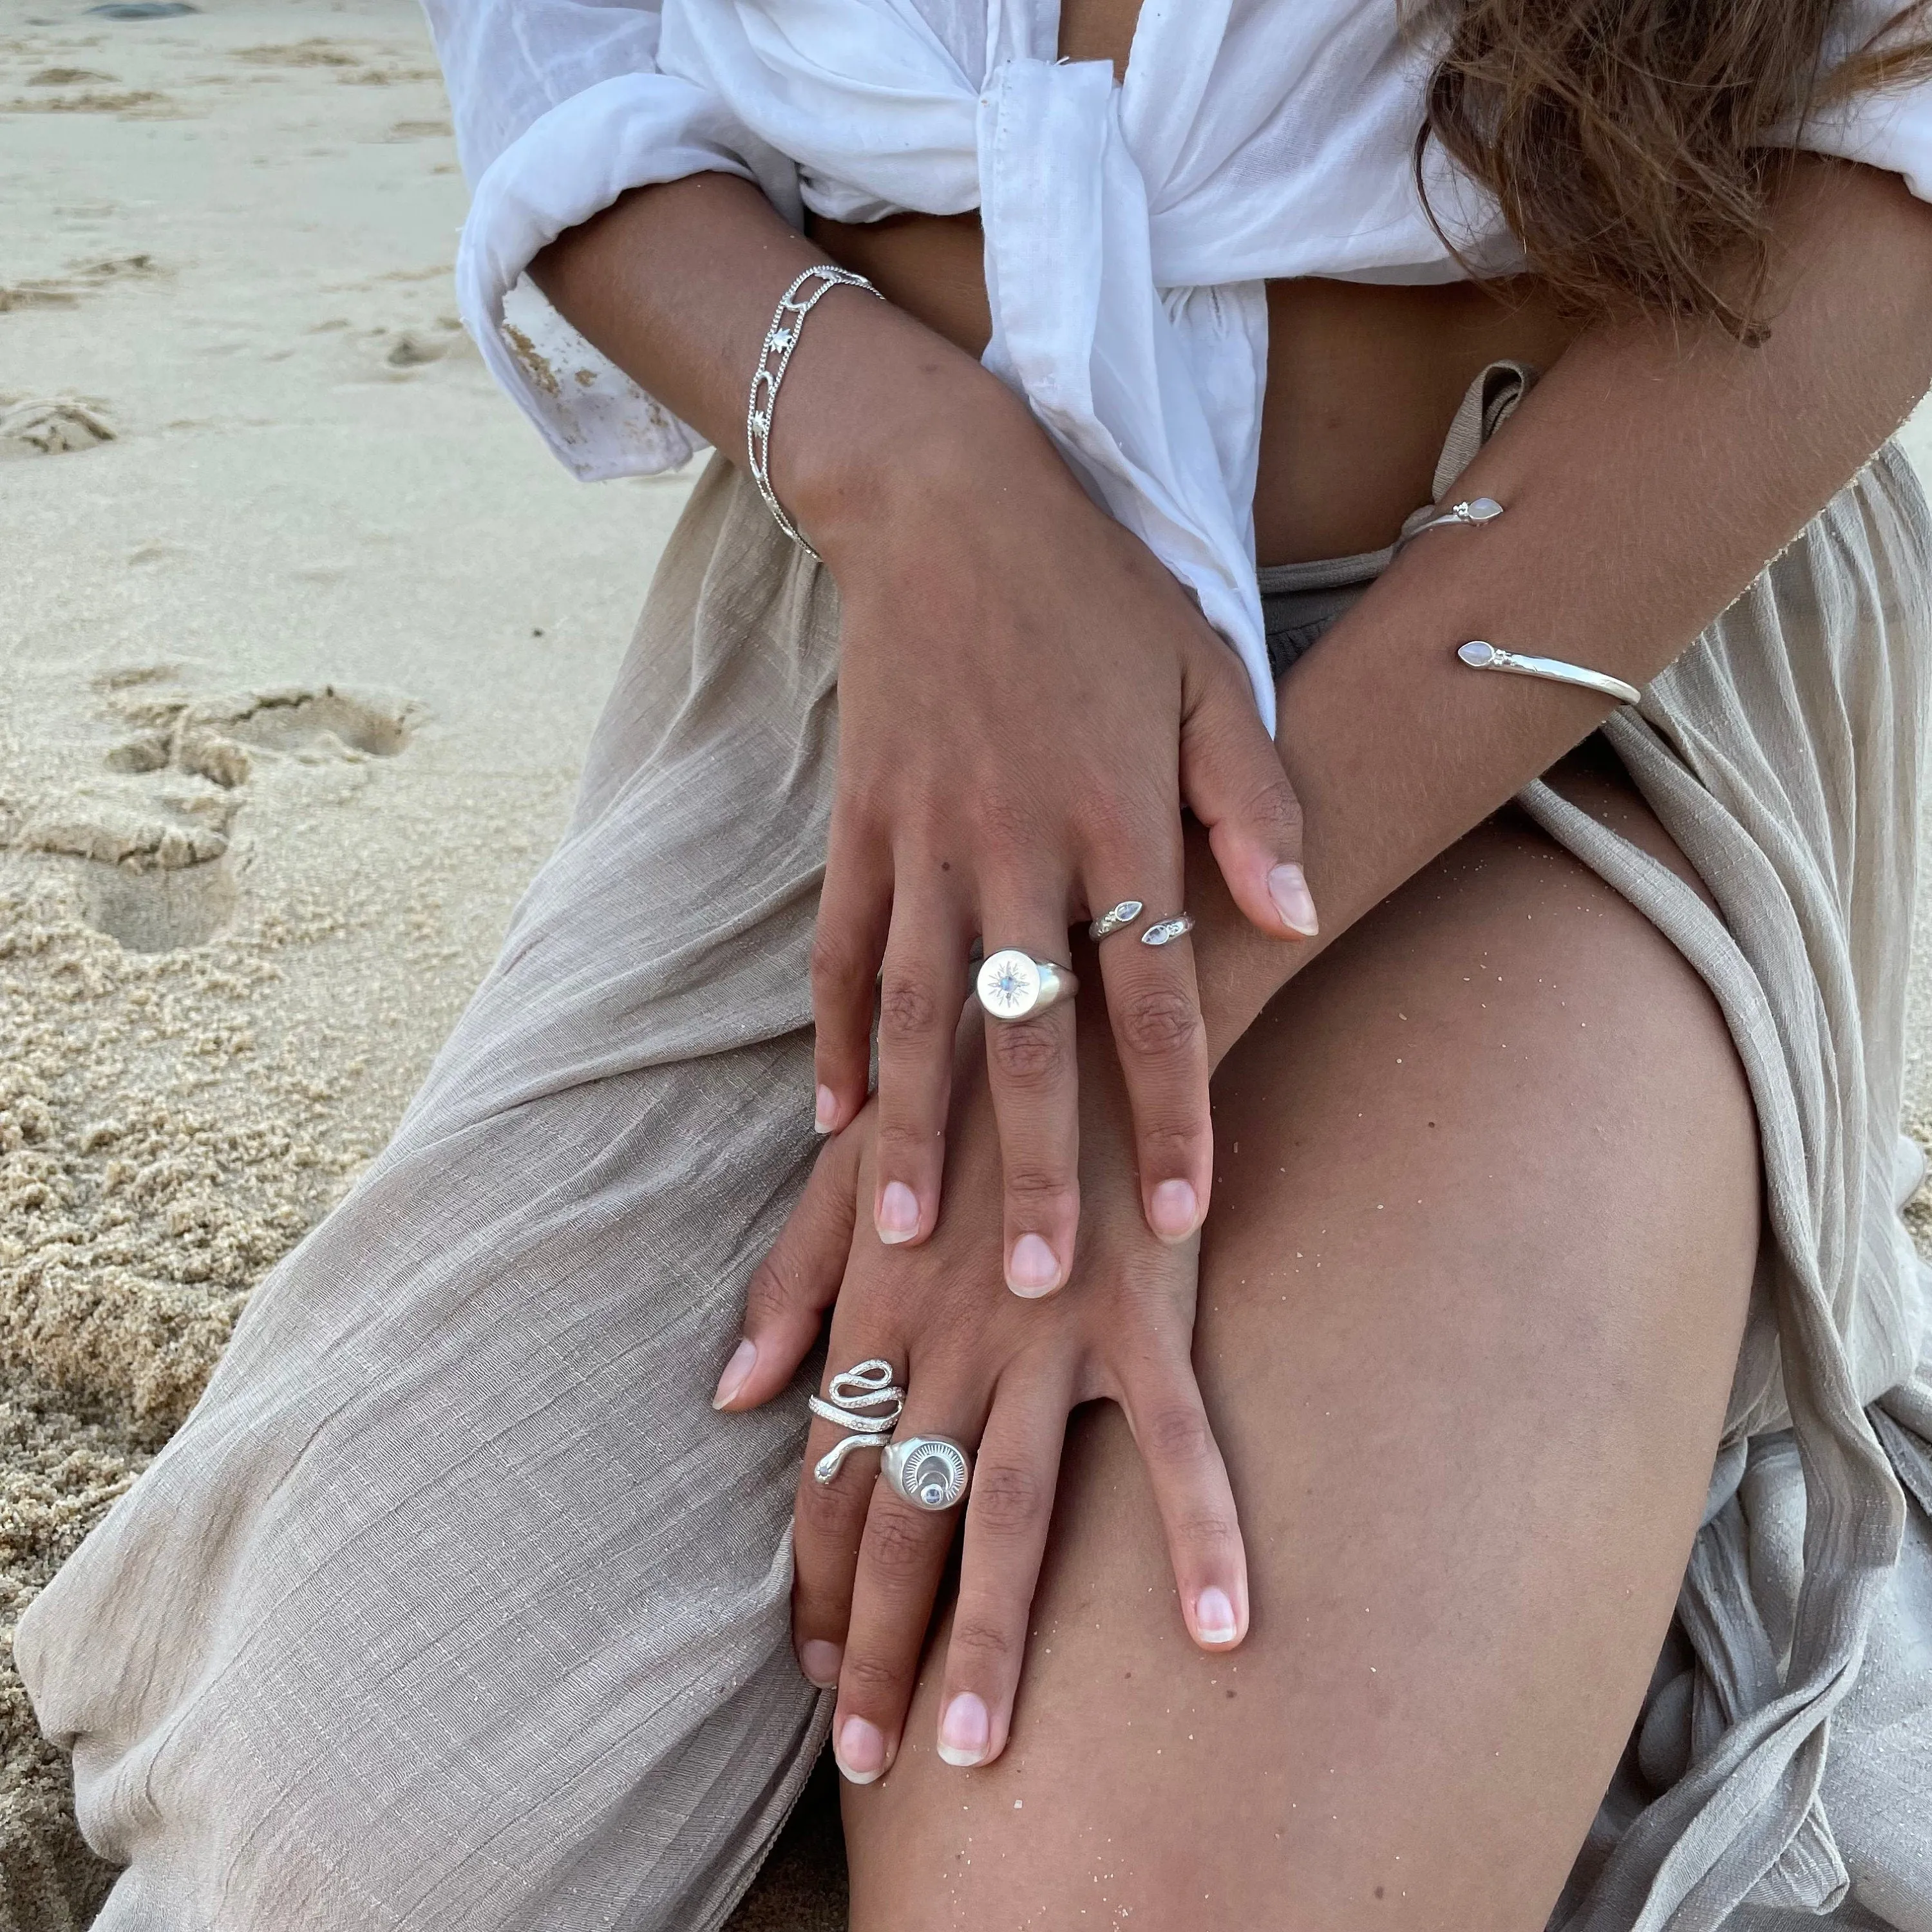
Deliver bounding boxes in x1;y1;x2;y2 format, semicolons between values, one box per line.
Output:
810;1358;905;1484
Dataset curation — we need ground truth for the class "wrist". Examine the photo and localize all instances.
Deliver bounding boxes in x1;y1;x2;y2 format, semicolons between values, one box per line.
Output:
766;295;1065;560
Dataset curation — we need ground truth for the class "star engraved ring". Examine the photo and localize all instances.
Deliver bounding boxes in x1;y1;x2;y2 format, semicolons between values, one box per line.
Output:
810;1358;905;1484
976;949;1078;1022
1088;899;1144;940
882;1435;973;1512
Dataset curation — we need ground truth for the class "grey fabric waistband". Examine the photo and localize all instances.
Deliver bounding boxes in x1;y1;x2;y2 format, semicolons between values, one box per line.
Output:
1257;545;1392;681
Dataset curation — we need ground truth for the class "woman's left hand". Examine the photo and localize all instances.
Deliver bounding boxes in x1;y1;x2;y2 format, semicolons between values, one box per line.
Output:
712;983;1250;1780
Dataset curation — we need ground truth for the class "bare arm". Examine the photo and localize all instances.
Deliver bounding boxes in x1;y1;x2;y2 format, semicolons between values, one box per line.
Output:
530;175;1006;533
724;155;1932;1783
1191;157;1932;1064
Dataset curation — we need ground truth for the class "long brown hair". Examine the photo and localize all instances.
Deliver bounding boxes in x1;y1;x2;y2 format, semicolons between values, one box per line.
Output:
1416;0;1932;332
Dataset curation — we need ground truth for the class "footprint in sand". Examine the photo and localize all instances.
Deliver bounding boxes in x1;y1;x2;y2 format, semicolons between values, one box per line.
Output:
0;282;79;314
18;789;239;952
366;317;475;374
0;254;165;314
232;39;359;69
0;397;115;455
12;676;420;952
4;86;176;117
169;683;417;773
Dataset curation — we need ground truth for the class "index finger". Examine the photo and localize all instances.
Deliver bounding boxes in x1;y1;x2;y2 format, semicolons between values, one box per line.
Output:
1119;1346;1249;1651
1086;857;1213;1246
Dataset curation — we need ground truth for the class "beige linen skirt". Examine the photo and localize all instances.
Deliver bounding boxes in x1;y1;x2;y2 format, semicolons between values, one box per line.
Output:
16;371;1932;1931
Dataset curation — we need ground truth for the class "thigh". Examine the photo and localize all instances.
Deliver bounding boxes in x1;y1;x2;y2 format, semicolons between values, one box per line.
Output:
843;790;1759;1930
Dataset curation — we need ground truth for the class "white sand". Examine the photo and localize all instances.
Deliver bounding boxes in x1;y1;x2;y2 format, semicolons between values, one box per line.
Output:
0;1;705;1920
0;2;1928;1925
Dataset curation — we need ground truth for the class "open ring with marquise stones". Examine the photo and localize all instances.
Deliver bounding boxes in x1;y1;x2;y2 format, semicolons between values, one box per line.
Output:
1087;899;1144;940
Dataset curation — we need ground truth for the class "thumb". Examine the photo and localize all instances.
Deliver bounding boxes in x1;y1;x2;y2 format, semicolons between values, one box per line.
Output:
714;1119;864;1412
1177;651;1318;942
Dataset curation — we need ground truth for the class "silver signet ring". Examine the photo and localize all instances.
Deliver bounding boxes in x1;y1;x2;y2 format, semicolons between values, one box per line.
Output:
882;1435;972;1512
976;949;1077;1022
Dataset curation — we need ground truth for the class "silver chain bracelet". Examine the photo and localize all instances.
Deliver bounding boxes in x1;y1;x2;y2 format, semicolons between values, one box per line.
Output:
746;264;880;563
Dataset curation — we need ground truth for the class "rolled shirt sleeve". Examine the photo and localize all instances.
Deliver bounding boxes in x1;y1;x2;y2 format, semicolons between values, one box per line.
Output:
1792;3;1932;202
421;1;802;478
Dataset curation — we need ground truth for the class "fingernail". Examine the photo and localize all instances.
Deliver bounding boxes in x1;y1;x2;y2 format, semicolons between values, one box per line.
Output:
836;1714;888;1784
712;1338;757;1409
1193;1586;1238;1646
1268;862;1320;937
876;1180;920;1244
799;1639;843;1690
1150;1179;1199;1242
1006;1232;1062;1298
814;1084;837;1133
938;1692;990;1766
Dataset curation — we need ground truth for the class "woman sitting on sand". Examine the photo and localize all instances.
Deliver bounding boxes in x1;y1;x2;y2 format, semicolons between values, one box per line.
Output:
19;0;1932;1924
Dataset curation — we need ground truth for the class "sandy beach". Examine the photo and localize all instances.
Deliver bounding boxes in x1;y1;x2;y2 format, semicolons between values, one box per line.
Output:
1;2;1929;1926
0;0;721;1920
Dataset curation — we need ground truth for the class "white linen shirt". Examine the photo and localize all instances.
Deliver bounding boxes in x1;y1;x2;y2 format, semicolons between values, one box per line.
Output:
422;0;1932;726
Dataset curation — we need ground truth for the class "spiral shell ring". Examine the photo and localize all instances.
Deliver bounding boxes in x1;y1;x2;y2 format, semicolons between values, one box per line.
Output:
882;1435;973;1512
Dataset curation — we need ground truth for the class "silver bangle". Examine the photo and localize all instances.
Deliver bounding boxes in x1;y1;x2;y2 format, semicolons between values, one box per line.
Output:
1457;640;1641;707
1397;493;1640;705
1397;495;1504;547
746;265;880;564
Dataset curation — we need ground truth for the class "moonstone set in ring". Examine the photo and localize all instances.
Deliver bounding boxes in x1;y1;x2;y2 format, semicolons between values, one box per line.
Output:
811;1358;974;1511
975;949;1077;1022
1405;493;1643;706
1088;899;1144;938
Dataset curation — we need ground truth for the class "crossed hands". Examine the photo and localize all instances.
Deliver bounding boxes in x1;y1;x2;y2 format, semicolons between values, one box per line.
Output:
712;986;1251;1783
706;362;1320;1781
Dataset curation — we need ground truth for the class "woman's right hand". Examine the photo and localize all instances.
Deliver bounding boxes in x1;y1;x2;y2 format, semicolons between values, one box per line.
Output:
531;177;1316;1285
785;327;1318;1293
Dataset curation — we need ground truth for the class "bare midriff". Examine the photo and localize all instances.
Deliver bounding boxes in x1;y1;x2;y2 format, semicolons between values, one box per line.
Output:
809;0;1586;567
